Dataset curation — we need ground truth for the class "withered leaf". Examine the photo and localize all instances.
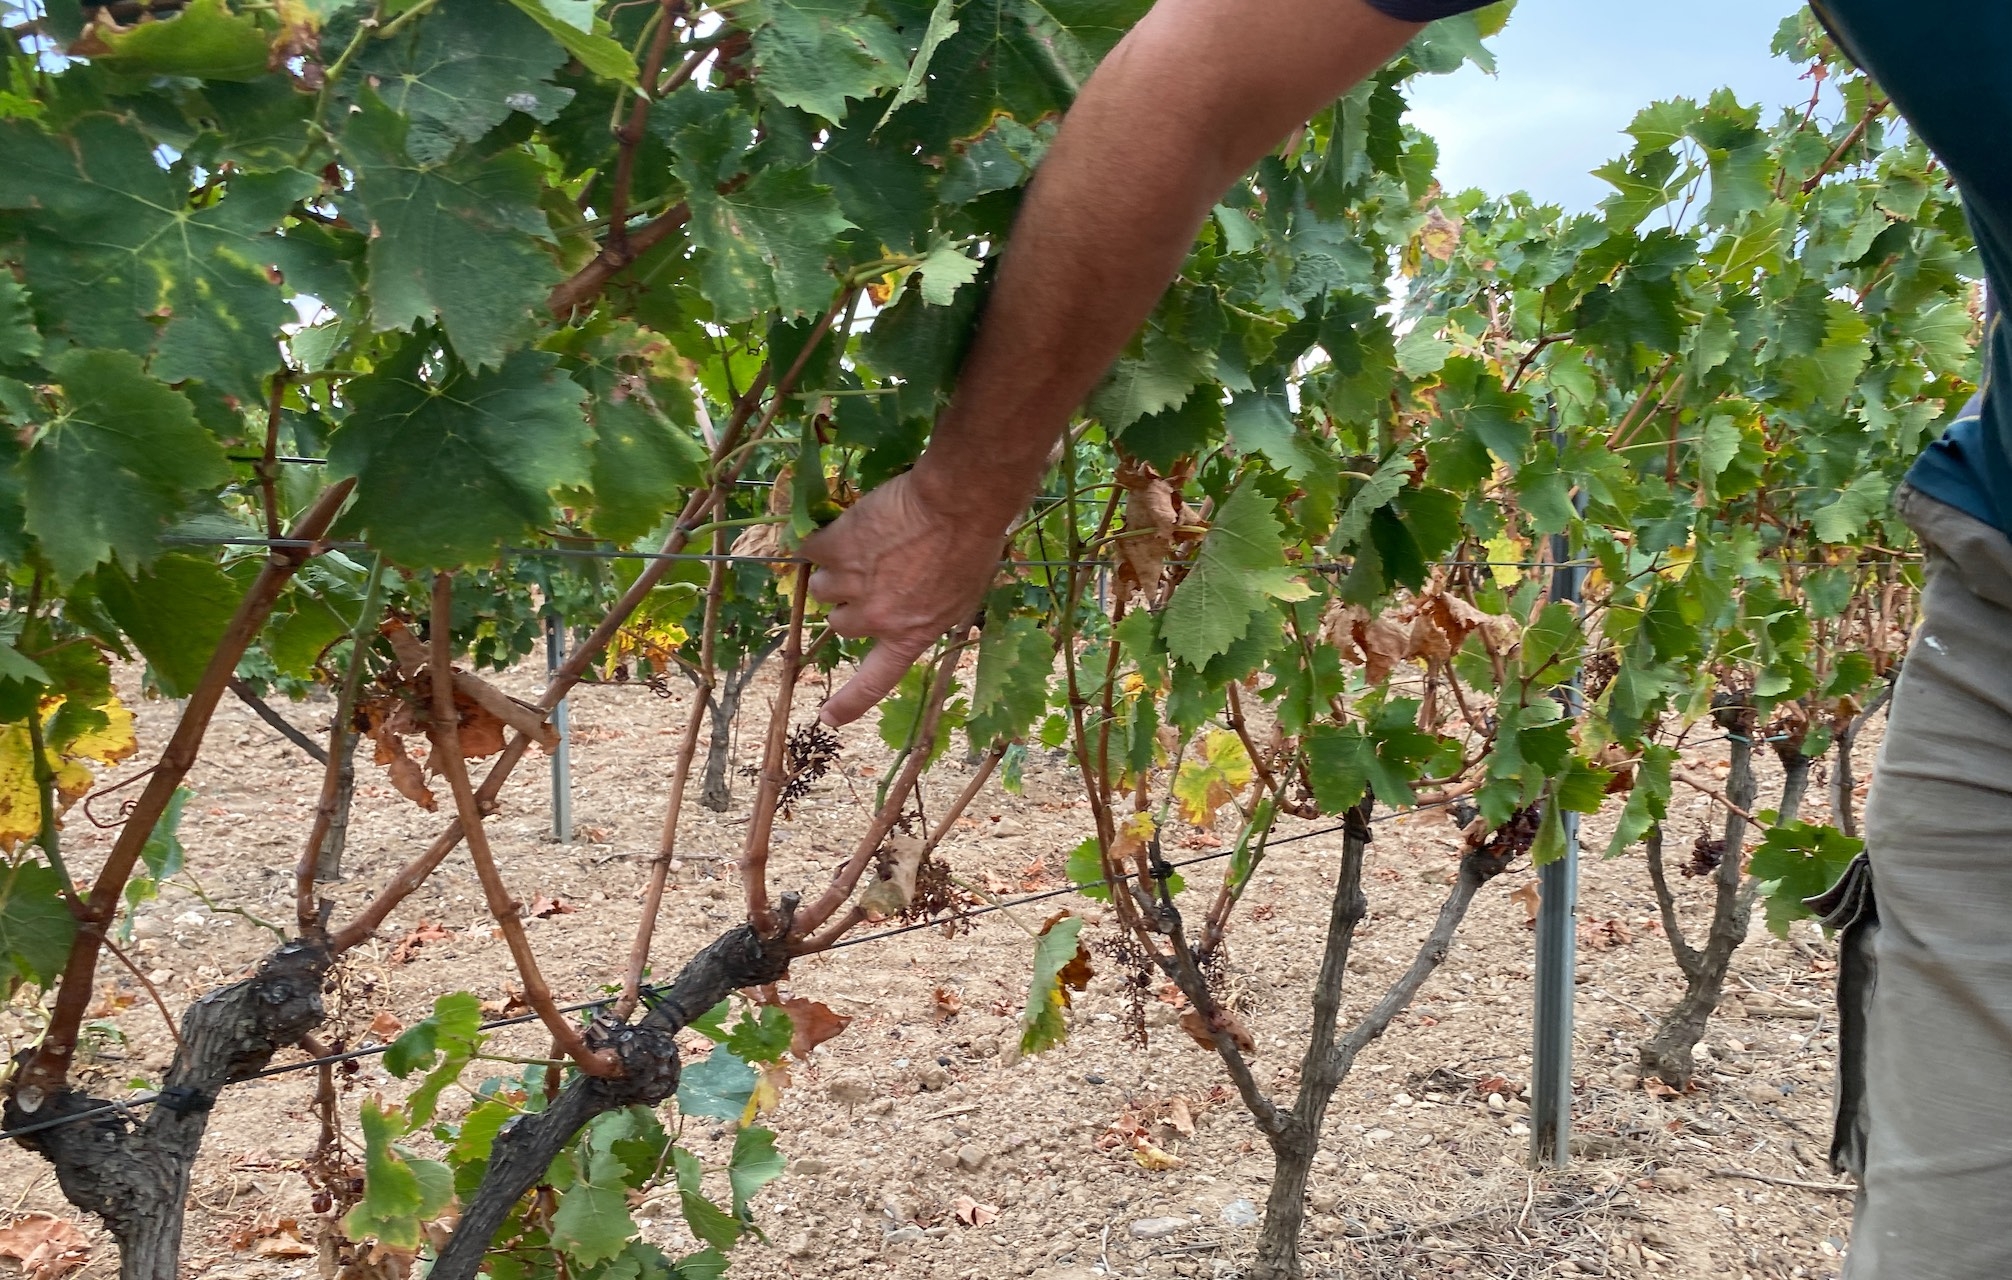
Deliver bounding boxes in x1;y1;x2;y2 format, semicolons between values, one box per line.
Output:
778;995;852;1059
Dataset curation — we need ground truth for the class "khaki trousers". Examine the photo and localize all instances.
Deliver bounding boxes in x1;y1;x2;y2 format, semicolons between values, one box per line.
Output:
1833;483;2012;1278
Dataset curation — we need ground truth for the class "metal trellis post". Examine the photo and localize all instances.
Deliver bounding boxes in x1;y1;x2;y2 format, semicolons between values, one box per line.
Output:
547;614;573;842
1531;518;1586;1167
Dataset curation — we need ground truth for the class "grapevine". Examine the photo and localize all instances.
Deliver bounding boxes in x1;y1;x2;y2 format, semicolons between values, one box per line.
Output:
0;0;1976;1277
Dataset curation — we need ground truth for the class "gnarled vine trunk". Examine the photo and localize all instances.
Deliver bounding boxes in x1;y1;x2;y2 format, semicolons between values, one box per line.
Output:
5;942;331;1280
1235;802;1519;1280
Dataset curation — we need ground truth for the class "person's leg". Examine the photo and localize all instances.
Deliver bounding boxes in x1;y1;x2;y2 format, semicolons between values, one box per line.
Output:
1848;486;2012;1279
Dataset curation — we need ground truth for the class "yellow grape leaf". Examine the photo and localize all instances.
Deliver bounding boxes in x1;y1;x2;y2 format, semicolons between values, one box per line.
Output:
1112;811;1156;864
0;697;137;851
1171;730;1252;828
1133;1141;1184;1171
742;1059;791;1123
1483;533;1526;589
605;584;695;675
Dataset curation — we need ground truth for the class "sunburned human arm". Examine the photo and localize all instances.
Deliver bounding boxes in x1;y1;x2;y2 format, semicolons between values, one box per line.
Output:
803;0;1424;725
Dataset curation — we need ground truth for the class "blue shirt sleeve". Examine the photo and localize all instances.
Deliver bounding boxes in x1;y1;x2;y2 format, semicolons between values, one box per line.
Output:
1362;0;1494;19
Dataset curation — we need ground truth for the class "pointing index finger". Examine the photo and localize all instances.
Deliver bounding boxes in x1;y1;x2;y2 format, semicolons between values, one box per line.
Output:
819;639;927;726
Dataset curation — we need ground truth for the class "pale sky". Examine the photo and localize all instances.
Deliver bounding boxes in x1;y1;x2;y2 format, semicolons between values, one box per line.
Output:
1407;0;1813;211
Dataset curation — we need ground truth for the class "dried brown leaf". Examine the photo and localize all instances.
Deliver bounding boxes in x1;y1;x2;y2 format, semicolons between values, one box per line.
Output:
1178;1007;1257;1055
0;1214;91;1279
1114;457;1183;604
388;919;451;965
951;1195;998;1226
778;996;852;1059
368;725;436;812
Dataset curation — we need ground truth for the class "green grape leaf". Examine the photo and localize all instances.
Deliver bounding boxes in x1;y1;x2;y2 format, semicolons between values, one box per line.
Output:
0;278;43;365
1018;913;1087;1057
1554;756;1616;812
0;643;50;692
1811;473;1891;544
1304;702;1438;813
338;92;561;370
1124;388;1224;472
79;0;271;82
681;164;850;323
504;0;640;83
328;341;590;569
747;0;907;122
876;0;959;127
966;613;1050;749
1162;483;1310;668
913;243;982;307
672;1148;742;1251
1518;602;1584;684
0;115;312;404
673;1247;730;1280
723;1004;794;1065
135;786;192;891
552;1110;644;1267
1331;451;1413;552
687;1000;733;1043
577;363;708;545
1604;745;1673;858
0;858;75;996
344;1100;428;1251
1530;798;1571;868
676;1049;758;1121
96;555;241;698
22;350;231;584
1065;836;1109;902
875;662;966;766
886;0;1144;157
384;990;484;1126
1749;821;1862;939
350;0;576;166
727;1126;785;1218
1088;319;1216;432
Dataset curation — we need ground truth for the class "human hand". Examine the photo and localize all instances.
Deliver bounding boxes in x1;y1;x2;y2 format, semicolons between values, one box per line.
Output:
802;468;1008;726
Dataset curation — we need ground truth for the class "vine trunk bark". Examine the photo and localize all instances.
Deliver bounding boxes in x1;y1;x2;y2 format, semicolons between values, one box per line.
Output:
5;942;331;1280
1641;707;1760;1087
428;915;796;1280
1247;803;1518;1280
700;683;741;812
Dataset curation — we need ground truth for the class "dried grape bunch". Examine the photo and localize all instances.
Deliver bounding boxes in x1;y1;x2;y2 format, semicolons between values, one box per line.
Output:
900;853;970;932
777;722;841;818
1686;834;1727;878
1100;930;1156;1049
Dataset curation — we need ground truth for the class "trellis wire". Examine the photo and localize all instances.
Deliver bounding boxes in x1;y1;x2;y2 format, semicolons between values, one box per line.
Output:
156;532;1919;574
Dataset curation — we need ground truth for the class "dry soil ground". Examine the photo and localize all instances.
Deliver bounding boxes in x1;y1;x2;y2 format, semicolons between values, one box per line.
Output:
1;660;1863;1280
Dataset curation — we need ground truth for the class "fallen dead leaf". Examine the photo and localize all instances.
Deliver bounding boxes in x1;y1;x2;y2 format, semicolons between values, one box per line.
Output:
527;895;575;919
1508;880;1540;924
367;1011;404;1039
1133;1141;1184;1171
930;986;963;1021
254;1230;315;1259
0;1214;91;1279
951;1195;998;1227
387;919;451;965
